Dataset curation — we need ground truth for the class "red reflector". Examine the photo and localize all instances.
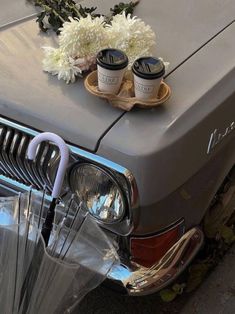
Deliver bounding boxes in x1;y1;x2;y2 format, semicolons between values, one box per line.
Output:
130;220;184;267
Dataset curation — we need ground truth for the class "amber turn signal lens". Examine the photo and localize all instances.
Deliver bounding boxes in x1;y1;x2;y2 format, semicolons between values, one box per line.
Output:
130;220;185;267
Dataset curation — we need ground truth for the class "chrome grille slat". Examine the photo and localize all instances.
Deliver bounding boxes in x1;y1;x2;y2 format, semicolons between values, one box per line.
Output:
30;142;49;188
0;126;10;175
17;134;39;188
37;144;55;192
0;161;6;175
1;128;17;178
13;132;30;183
9;130;28;183
27;160;44;189
0;122;60;190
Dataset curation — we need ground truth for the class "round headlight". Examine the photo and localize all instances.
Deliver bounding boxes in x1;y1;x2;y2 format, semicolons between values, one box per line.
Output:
69;163;126;223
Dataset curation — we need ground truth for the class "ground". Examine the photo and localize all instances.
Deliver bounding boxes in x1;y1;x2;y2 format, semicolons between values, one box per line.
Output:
76;244;235;314
77;285;186;314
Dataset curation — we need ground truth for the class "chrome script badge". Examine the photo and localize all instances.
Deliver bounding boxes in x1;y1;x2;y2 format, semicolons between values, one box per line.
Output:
207;121;235;154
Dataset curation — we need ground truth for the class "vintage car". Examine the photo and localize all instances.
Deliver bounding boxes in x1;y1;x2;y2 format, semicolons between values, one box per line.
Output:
0;0;235;296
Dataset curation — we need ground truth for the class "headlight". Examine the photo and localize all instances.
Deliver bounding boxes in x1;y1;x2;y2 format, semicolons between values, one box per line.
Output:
69;163;126;223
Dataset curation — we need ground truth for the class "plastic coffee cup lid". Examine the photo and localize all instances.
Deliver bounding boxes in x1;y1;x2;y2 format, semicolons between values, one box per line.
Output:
97;49;128;70
132;57;165;79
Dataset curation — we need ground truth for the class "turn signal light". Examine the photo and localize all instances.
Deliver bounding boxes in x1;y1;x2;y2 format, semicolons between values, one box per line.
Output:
130;219;185;267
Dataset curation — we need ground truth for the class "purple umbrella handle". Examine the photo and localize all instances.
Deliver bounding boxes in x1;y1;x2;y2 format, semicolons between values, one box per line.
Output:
27;132;70;198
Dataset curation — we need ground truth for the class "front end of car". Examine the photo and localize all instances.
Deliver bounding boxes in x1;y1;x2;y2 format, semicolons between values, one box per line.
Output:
0;116;204;296
2;0;235;298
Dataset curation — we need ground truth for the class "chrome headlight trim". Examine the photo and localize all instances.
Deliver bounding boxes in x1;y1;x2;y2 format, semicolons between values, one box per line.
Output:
69;162;128;224
67;144;139;212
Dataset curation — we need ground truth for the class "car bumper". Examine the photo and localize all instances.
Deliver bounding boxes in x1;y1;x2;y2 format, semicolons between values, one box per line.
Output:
0;176;204;296
107;227;204;296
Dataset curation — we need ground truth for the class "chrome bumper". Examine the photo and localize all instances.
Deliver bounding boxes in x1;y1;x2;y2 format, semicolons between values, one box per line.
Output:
0;176;204;296
107;227;204;296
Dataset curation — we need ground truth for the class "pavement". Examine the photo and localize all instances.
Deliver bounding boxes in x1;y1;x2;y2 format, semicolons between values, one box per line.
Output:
75;245;235;313
77;285;186;314
181;245;235;314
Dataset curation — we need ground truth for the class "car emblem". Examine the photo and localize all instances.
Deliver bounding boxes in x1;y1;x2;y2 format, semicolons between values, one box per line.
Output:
207;121;235;154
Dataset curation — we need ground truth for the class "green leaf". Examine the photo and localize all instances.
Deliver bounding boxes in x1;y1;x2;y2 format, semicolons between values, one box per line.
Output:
27;0;139;34
110;1;139;16
172;283;186;295
159;289;177;302
48;14;63;32
220;225;235;244
36;11;48;32
186;263;211;292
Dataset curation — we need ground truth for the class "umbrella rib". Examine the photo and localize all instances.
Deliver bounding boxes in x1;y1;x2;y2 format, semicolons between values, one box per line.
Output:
58;202;81;259
12;192;21;313
50;194;75;257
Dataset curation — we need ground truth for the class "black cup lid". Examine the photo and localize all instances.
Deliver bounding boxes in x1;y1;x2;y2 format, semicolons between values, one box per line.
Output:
132;57;165;79
97;49;128;70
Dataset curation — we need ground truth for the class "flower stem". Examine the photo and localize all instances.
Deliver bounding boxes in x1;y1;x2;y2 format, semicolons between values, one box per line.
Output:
41;3;66;23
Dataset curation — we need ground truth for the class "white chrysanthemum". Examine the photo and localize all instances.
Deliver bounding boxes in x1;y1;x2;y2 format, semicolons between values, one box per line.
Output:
59;15;109;57
42;47;82;83
108;12;157;67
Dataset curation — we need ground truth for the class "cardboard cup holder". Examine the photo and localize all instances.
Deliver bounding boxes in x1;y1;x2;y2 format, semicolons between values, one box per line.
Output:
84;70;171;111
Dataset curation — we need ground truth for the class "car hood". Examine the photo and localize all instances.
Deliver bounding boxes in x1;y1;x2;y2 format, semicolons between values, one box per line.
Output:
0;0;234;151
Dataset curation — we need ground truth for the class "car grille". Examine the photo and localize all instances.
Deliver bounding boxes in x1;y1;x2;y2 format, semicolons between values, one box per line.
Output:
0;117;136;235
0;123;59;191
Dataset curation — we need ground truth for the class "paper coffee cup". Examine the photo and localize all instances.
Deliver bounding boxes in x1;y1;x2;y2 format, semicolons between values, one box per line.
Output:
132;57;165;100
96;49;128;94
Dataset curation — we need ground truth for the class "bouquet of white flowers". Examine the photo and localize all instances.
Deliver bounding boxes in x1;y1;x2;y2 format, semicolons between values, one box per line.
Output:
43;12;159;83
28;0;168;83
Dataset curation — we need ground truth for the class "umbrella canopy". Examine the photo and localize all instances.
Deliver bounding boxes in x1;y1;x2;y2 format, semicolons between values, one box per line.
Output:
0;189;118;314
0;132;119;314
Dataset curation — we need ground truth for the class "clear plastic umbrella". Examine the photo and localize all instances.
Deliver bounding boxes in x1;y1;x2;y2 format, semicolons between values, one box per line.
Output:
0;192;35;314
0;132;119;314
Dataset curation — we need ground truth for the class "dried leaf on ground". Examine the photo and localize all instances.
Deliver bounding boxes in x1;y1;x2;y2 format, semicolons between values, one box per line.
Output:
186;262;211;293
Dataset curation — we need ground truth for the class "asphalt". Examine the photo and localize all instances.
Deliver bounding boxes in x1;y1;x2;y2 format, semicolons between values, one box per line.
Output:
181;245;235;314
74;245;235;314
76;285;186;314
